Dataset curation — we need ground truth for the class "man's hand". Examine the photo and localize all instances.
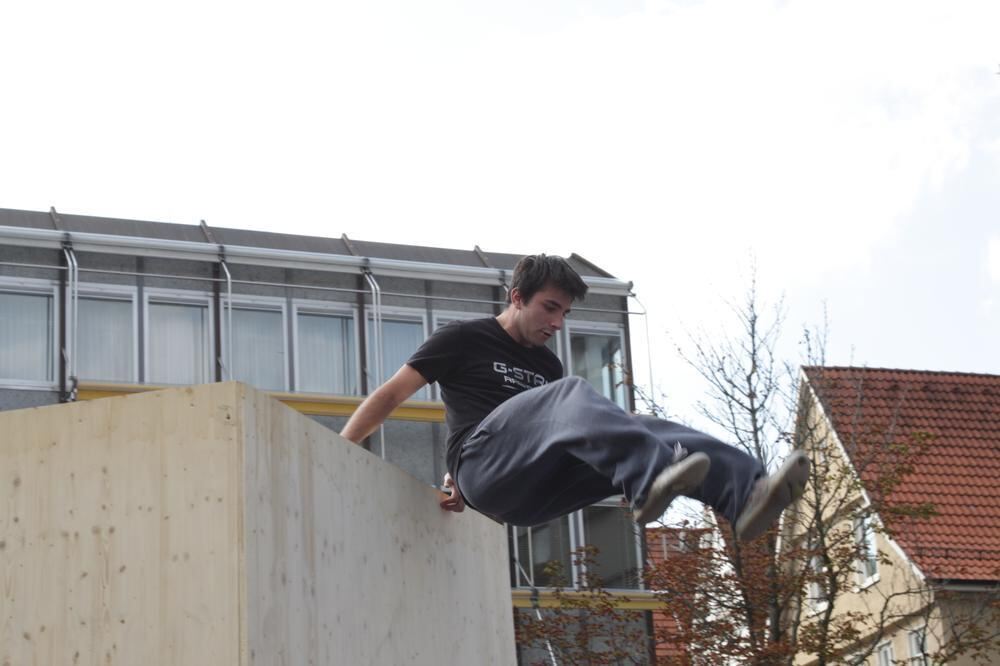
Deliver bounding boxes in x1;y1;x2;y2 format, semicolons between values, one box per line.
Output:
438;472;465;513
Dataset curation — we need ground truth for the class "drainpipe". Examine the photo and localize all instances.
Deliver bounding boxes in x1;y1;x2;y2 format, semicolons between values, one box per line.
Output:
61;237;79;401
200;221;232;382
218;251;233;381
497;269;509;315
362;265;385;459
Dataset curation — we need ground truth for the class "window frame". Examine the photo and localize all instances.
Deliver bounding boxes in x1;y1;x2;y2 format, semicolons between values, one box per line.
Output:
510;498;643;592
291;299;361;395
431;309;492;331
221;294;290;392
564;321;628;408
855;513;880;588
807;552;830;614
876;640;894;666
0;276;60;390
364;304;429;396
545;316;566;361
76;282;140;384
907;627;928;666
143;287;215;386
576;497;644;591
510;513;579;589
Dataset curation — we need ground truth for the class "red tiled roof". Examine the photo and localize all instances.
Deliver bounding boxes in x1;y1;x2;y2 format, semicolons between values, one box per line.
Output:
803;367;1000;582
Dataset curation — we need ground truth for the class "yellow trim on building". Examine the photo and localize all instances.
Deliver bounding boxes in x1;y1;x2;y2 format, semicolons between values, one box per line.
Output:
510;588;662;611
76;382;446;423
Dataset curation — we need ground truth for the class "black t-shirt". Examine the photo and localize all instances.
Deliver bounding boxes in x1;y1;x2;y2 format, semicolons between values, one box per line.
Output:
406;317;564;475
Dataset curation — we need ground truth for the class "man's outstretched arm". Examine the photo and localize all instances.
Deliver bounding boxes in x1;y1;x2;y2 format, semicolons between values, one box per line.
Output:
340;364;428;444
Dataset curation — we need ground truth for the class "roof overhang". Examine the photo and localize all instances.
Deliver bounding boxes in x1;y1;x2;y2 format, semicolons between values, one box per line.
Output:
0;225;633;296
933;580;1000;592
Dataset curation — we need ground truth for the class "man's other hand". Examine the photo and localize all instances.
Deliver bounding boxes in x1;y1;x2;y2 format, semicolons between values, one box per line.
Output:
438;473;465;513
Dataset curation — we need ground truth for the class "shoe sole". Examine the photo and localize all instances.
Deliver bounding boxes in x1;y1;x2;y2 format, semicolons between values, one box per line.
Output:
634;452;711;525
735;451;810;542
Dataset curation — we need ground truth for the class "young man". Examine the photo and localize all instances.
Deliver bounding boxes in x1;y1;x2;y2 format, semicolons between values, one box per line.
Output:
341;255;808;538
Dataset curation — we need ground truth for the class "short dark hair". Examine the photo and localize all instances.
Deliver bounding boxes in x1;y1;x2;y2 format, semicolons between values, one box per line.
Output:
508;254;588;304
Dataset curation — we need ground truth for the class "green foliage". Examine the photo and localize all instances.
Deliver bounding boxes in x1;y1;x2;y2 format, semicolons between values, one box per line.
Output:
514;545;649;665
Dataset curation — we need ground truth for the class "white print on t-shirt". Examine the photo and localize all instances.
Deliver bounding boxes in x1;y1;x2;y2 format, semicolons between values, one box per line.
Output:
492;361;549;391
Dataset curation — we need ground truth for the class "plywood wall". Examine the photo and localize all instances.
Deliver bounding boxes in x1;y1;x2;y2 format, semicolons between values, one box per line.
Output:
1;383;515;665
1;385;244;666
240;384;516;664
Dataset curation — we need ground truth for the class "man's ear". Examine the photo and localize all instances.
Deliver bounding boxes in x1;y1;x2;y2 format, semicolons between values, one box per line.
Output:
509;287;524;308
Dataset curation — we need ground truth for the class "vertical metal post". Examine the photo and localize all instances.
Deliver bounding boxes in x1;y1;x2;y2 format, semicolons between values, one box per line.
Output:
629;292;653;411
514;555;559;666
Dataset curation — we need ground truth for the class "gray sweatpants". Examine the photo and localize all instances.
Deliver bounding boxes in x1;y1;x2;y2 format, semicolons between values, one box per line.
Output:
454;376;764;527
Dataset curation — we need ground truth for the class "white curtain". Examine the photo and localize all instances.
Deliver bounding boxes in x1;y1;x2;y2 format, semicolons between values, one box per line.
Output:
147;302;209;385
230;307;285;391
297;312;356;394
367;317;426;398
570;332;625;406
78;297;133;382
0;291;53;381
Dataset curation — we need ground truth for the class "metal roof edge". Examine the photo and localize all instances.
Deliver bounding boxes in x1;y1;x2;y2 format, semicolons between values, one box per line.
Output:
0;224;632;295
568;251;615;279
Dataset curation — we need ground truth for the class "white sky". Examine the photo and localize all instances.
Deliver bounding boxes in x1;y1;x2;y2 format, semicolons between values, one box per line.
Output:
2;0;998;425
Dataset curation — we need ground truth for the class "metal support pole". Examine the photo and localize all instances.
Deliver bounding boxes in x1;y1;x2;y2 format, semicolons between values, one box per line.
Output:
629;292;654;409
514;556;559;666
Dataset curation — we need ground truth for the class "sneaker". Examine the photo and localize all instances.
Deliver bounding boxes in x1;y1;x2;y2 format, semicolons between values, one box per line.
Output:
735;450;810;542
633;452;711;525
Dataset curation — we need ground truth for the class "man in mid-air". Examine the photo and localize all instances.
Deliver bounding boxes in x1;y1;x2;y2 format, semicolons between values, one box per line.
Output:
341;254;808;537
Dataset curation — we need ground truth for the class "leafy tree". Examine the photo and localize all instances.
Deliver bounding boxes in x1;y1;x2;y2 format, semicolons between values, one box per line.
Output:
518;270;999;665
642;272;1000;665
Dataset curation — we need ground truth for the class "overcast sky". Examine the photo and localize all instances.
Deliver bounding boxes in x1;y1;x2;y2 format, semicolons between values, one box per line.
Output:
2;0;998;426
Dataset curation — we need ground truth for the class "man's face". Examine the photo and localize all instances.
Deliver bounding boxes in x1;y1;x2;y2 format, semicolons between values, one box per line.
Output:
511;283;574;347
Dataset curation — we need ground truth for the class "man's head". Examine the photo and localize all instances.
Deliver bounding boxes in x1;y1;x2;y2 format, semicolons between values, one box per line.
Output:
500;254;588;347
507;254;588;305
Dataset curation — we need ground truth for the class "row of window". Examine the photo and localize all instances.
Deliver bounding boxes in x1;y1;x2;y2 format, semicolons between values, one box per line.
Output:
3;277;636;591
0;278;627;403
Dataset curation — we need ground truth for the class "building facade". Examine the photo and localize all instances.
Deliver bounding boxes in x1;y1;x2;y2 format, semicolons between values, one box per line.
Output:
787;367;1000;666
1;206;656;661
